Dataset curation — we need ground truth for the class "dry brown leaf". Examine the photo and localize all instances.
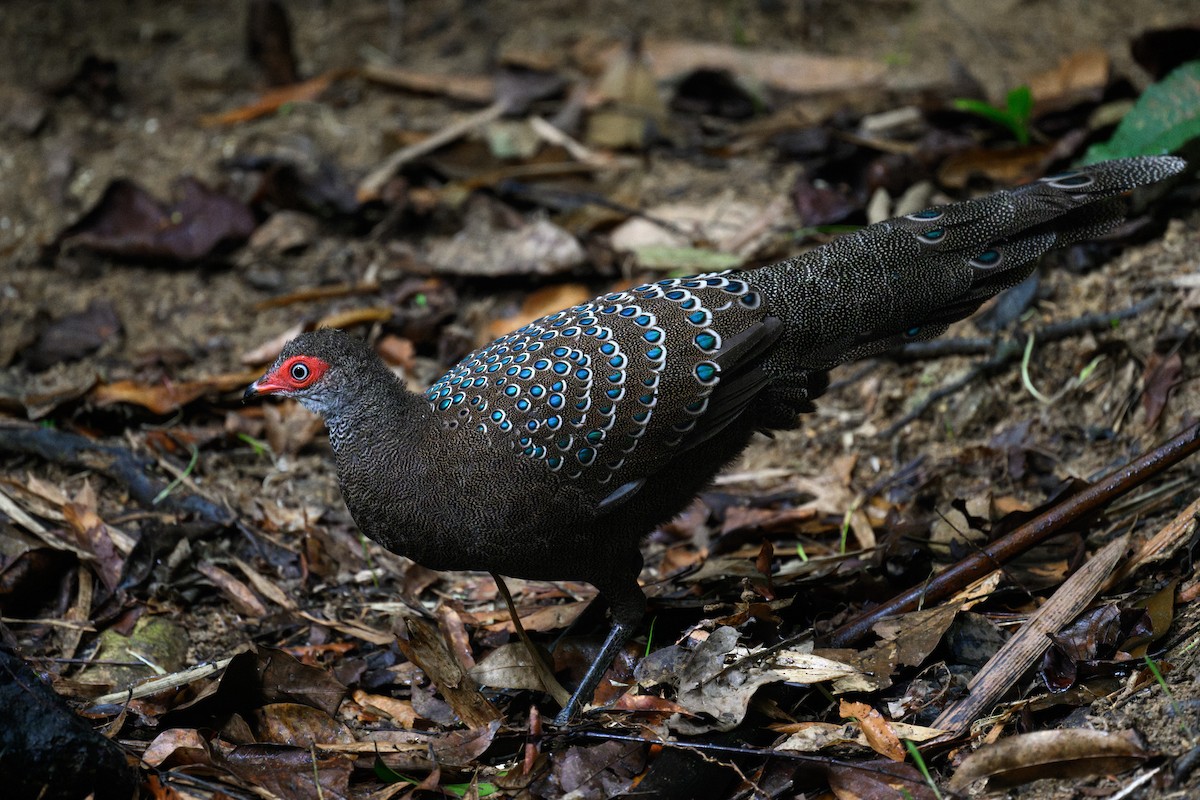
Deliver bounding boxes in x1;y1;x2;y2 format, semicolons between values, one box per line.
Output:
231;557;295;610
142;728;212;768
200;70;347;126
948;729;1150;792
468;641;553;693
196;562;267;618
938;145;1057;189
91;371;258;414
254;702;355;747
471;600;590;634
487;284;593;340
315;306;393;329
871;603;961;668
1029;49;1109;109
828;760;936;800
352;689;421;729
597;39;886;95
377;335;417;372
361;63;495;104
262;399;324;456
396;617;501;729
839;700;905;762
435;602;476;669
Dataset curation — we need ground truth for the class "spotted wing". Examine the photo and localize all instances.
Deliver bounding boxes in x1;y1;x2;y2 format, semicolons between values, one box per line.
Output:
424;274;773;491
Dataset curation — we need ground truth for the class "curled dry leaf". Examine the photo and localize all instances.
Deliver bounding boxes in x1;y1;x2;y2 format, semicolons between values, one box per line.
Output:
142;727;212;768
196;562;268;618
352;689;420;729
947;728;1151;793
91;370;260;415
648;626;862;734
839;699;906;762
778;719;947;755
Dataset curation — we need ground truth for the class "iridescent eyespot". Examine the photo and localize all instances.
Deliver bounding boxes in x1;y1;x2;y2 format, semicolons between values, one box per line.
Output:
918;229;945;244
1042;172;1094;189
970;249;1003;268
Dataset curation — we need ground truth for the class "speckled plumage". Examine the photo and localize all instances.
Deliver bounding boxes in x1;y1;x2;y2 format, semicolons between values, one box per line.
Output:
248;155;1186;723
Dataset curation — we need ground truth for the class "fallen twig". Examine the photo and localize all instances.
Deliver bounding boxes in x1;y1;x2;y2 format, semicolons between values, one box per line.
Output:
357;101;507;202
878;298;1158;436
930;535;1127;738
0;424;234;526
828;421;1200;649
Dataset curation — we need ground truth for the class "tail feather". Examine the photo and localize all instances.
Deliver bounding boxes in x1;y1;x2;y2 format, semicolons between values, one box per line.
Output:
747;155;1187;371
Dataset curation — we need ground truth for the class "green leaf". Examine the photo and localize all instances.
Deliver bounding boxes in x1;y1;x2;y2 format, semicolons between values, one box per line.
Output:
372;757;415;785
952;84;1032;145
1085;60;1200;163
1005;85;1033;145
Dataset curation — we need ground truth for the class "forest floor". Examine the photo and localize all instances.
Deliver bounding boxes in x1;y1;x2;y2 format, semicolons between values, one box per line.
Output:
2;1;1200;798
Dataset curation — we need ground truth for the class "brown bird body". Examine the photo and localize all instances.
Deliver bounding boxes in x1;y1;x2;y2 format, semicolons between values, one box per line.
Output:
246;156;1185;723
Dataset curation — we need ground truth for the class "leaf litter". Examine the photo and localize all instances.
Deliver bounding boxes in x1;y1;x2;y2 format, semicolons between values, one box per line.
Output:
2;2;1200;799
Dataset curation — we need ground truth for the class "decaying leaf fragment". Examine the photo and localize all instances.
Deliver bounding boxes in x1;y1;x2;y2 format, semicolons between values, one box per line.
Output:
948;728;1151;792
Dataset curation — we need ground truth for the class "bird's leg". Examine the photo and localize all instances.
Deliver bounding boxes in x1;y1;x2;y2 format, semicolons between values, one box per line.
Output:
554;574;646;725
553;617;635;725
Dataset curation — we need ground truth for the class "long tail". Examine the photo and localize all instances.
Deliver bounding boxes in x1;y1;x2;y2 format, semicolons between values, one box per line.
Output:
750;155;1187;369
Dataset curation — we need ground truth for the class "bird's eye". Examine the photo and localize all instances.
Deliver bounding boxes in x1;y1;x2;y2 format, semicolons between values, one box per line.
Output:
290;362;311;382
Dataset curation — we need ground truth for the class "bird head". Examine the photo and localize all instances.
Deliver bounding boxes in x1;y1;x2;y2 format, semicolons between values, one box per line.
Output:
244;329;383;418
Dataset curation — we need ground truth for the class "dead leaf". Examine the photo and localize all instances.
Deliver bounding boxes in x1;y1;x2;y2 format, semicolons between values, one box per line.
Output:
352;689;420;729
396;617;501;729
872;603;961;668
200;70;346;126
223;744;353;800
361;63;495;104
938;145;1057;189
586;43;666;150
56;178;256;262
256;646;348;717
839;700;905;762
142;728;213;768
469;642;552;692
262;399;324;456
1142;351;1182;428
91;370;259;414
948;729;1150;792
196;562;268;618
23;300;121;371
61;500;123;592
595;39;886;95
425;219;585;278
487;284;593;340
1029;49;1109;110
828;760;936;800
253;702;355;747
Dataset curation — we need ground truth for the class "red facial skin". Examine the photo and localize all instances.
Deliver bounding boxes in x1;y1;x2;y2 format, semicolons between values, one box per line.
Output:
248;355;329;396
